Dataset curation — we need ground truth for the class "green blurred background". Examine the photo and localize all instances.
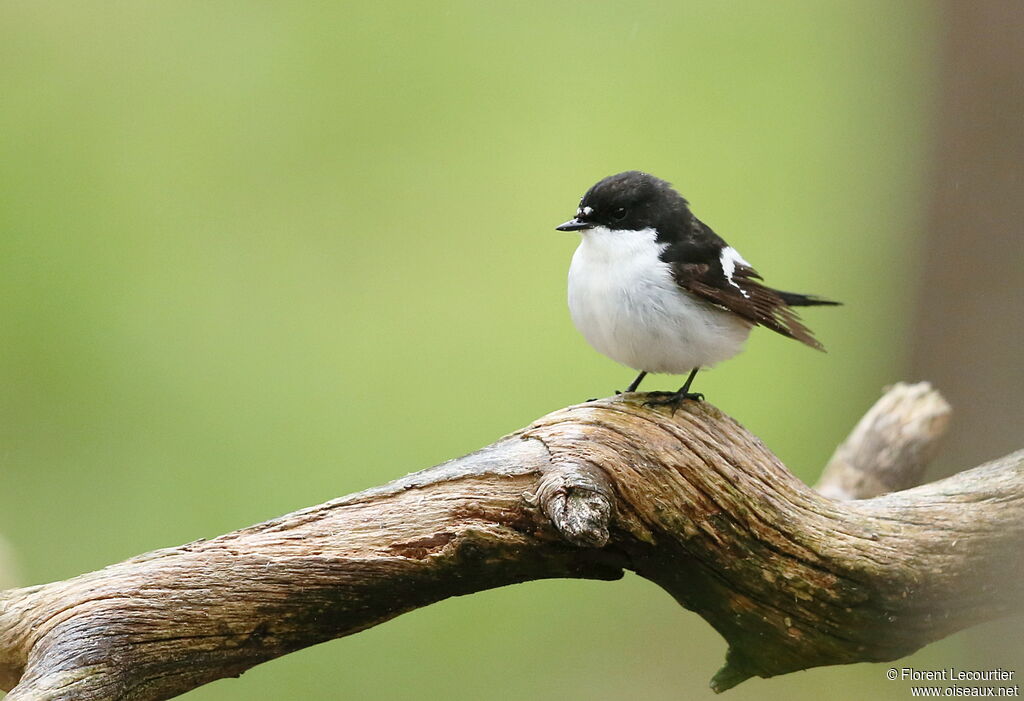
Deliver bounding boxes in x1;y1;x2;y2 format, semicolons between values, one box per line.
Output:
2;1;1013;699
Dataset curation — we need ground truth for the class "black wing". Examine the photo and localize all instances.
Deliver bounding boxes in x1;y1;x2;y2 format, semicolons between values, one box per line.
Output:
672;260;829;350
660;217;838;351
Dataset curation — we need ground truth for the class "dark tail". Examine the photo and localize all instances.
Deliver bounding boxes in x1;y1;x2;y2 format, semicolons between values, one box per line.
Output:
775;291;842;307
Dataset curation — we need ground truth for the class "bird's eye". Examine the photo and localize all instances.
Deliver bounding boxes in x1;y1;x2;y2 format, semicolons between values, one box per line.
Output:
612;207;628;221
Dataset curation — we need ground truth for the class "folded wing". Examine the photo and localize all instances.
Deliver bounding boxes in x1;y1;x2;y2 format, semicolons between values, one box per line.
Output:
672;260;836;351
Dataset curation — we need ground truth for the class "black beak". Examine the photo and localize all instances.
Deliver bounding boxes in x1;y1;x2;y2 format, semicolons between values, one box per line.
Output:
555;218;593;231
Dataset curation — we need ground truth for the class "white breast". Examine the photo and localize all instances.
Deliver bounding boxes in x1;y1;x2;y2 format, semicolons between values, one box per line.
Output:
567;226;751;375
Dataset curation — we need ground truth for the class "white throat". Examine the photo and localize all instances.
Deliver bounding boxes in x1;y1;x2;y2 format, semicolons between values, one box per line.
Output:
567;226;751;375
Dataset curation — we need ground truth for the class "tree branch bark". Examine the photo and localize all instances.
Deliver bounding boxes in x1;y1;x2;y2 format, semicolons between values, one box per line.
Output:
0;383;1020;699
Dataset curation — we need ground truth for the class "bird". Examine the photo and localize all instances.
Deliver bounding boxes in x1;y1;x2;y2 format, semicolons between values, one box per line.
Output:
556;170;839;403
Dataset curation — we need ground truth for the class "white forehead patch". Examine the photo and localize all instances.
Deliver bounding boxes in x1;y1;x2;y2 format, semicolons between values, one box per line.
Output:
720;246;752;299
582;206;593;216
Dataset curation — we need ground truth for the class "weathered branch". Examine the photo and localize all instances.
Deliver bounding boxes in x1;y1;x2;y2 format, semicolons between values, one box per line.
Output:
0;383;1020;699
816;382;952;499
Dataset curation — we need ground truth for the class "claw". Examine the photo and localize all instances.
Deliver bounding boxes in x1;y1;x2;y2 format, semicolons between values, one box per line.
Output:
643;390;704;409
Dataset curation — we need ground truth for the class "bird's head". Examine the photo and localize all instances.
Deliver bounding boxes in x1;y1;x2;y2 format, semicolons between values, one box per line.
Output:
555;171;690;235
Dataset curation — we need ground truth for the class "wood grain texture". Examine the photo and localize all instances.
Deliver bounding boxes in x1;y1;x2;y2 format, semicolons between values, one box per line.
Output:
0;386;1020;699
816;382;952;499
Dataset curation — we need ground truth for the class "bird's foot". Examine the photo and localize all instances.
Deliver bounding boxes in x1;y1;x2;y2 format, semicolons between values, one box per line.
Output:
642;390;704;408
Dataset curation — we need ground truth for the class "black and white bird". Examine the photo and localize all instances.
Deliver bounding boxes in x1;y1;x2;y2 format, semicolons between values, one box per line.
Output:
556;171;839;403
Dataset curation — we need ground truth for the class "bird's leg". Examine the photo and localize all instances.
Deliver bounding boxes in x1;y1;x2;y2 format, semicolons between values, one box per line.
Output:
676;367;702;400
619;371;647;394
643;368;703;407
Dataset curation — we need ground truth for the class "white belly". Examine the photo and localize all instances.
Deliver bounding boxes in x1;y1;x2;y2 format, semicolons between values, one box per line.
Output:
567;226;751;374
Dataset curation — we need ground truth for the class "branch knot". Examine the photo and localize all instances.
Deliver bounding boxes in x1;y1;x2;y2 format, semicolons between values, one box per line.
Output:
533;460;614;548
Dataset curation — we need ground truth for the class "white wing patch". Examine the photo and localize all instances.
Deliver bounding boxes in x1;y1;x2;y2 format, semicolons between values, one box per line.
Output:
720;246;752;299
